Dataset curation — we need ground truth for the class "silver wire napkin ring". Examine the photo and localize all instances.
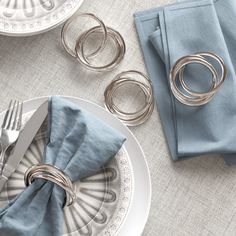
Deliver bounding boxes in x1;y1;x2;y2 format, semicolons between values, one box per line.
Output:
24;163;76;207
104;70;154;126
169;52;227;106
61;13;126;71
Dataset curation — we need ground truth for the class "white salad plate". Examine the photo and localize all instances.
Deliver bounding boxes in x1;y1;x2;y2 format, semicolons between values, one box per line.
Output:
0;96;151;236
0;0;84;36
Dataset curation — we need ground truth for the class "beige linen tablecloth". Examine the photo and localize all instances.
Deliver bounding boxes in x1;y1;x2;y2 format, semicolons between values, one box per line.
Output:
0;0;236;235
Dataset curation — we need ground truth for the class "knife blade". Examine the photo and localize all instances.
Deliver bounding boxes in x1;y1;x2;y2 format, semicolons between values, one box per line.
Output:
0;101;48;192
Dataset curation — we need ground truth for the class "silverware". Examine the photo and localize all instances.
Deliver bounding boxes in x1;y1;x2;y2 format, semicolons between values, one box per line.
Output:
0;100;23;173
0;101;48;192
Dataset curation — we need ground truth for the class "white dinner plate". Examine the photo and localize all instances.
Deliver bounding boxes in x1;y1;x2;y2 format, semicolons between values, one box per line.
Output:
0;0;84;36
0;96;151;236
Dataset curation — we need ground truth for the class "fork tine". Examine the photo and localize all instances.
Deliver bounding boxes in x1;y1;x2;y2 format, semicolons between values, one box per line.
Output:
17;102;23;131
2;100;13;129
6;100;16;130
12;101;20;130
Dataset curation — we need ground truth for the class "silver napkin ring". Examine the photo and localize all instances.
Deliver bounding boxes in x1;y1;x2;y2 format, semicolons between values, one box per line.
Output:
61;13;107;58
61;13;126;71
24;163;76;207
104;70;154;126
169;52;227;106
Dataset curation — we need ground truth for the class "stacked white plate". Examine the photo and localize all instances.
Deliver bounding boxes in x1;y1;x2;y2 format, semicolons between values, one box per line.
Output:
0;0;84;36
0;96;151;236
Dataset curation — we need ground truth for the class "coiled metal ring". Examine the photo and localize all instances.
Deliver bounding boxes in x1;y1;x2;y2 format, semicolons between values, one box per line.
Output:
61;13;107;58
24;163;76;207
104;70;154;126
169;52;227;106
61;13;126;71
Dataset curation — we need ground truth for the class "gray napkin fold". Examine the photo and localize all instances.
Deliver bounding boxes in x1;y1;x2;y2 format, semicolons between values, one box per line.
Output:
135;0;236;164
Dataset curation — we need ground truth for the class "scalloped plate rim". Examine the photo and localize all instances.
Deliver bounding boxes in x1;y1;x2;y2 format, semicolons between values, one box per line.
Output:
0;0;84;36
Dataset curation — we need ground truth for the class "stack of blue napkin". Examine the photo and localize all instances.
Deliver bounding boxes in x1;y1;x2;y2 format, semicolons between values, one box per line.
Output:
135;0;236;165
0;96;125;236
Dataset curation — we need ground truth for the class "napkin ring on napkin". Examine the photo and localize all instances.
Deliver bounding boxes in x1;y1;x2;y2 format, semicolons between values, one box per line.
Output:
24;163;76;207
61;13;126;72
104;70;154;126
169;52;226;106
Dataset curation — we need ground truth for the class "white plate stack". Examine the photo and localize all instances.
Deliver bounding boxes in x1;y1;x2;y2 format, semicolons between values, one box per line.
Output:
0;0;84;36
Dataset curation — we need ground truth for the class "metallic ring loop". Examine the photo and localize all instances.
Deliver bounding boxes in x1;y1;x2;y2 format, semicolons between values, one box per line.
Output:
61;13;108;58
24;163;76;207
61;13;126;71
171;57;217;105
75;26;126;71
169;52;227;106
104;70;154;126
179;56;218;96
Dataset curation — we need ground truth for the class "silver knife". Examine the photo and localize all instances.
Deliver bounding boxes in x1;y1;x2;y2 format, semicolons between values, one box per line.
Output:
0;101;48;192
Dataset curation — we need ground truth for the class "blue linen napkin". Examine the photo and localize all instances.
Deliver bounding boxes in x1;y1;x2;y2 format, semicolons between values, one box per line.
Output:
134;0;236;164
0;96;126;236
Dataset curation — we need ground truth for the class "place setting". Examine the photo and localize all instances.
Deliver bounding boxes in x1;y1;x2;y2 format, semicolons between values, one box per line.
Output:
0;96;151;236
1;0;236;235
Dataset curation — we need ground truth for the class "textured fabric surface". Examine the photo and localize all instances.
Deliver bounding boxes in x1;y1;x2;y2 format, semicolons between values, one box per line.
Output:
0;0;236;235
135;0;236;164
0;96;125;236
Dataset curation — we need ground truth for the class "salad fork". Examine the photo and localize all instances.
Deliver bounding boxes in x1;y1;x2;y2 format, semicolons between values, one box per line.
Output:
0;100;23;173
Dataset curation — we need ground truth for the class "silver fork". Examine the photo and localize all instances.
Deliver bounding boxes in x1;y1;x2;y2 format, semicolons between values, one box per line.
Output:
0;100;23;173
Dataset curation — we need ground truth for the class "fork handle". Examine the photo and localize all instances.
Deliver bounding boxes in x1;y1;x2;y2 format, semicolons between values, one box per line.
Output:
0;154;5;174
0;174;8;192
0;162;19;192
0;145;11;174
0;163;4;175
0;149;8;174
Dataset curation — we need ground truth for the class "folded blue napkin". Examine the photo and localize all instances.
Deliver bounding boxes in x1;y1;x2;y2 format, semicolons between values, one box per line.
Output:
0;96;126;236
135;0;236;165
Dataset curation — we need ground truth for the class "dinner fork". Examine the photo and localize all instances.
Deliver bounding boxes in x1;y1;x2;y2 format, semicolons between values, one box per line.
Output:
0;100;23;173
